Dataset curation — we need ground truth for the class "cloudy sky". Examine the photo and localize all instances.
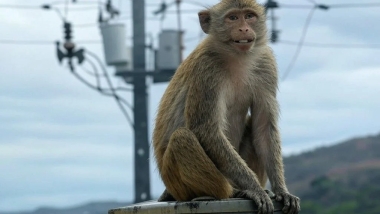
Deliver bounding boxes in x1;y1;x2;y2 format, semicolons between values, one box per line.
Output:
1;0;380;212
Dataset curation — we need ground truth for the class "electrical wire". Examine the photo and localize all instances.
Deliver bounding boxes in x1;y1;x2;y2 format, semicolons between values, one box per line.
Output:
0;4;41;9
79;63;133;92
0;40;53;45
85;57;102;87
4;38;378;50
329;3;380;8
81;59;132;92
84;49;135;128
50;7;65;20
2;2;380;11
66;6;98;11
74;64;134;127
73;66;133;110
84;51;134;112
0;39;100;45
281;7;316;81
80;62;99;77
64;0;69;20
74;22;99;28
183;0;207;7
113;87;133;92
50;0;105;5
0;4;97;11
278;40;380;49
279;4;314;9
305;0;317;4
80;64;133;92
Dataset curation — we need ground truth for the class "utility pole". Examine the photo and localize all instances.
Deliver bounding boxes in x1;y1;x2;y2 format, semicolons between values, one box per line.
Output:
265;0;279;43
115;0;182;204
131;0;151;203
56;0;180;204
175;0;183;61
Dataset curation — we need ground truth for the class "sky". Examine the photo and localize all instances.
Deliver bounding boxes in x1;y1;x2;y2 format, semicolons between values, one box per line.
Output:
1;0;380;212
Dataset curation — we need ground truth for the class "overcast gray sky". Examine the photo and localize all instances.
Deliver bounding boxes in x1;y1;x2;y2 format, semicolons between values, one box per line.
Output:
1;0;380;212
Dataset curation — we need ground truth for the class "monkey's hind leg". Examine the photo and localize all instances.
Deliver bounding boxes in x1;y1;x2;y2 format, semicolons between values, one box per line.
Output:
161;127;233;201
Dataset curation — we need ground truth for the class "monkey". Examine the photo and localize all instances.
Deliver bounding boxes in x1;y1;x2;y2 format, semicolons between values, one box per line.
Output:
152;0;300;214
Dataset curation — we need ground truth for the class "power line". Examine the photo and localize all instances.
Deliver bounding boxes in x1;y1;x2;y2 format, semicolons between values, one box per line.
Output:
64;0;69;20
281;7;316;81
0;4;97;10
73;65;134;115
0;39;100;45
85;49;134;128
85;57;102;87
0;4;41;9
277;2;380;9
77;65;133;95
329;3;380;8
81;58;133;92
50;0;104;5
0;40;53;45
278;40;380;49
64;6;98;11
74;62;134;126
3;2;380;11
305;0;317;4
279;4;313;9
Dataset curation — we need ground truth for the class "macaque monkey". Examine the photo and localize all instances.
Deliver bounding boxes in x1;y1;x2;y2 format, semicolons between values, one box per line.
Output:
153;0;300;213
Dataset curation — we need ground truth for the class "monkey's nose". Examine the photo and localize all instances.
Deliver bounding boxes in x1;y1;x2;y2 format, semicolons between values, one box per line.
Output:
239;28;249;32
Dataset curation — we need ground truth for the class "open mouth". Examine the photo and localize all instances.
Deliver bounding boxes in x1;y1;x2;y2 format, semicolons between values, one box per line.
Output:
234;40;253;44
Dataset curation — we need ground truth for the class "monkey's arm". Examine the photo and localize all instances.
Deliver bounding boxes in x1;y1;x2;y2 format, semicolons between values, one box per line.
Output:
252;48;300;214
185;74;273;213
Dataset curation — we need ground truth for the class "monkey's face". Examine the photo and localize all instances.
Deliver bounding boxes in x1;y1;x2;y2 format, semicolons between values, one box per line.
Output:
224;9;257;53
198;1;267;54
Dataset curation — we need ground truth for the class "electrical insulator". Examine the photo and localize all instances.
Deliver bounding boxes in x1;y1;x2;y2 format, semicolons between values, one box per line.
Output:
271;30;279;43
64;22;72;41
265;0;279;9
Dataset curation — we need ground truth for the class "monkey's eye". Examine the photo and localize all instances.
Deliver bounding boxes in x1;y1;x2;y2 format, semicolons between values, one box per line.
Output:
228;15;239;21
245;13;256;19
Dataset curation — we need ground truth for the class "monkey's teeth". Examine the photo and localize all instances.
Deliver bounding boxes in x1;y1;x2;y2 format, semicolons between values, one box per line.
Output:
235;40;252;43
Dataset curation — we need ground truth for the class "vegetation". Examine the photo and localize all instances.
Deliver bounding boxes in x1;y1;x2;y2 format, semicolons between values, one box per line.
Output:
283;133;380;213
1;133;379;214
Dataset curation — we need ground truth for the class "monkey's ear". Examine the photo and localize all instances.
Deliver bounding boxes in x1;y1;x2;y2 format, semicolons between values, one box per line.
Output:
198;10;211;34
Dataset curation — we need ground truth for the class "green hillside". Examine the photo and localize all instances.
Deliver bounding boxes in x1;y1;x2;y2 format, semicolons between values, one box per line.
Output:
2;133;379;214
284;133;380;213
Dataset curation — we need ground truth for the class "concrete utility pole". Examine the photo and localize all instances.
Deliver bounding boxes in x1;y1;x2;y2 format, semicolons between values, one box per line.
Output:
131;0;151;203
264;0;280;43
57;0;182;204
175;0;183;61
113;0;181;204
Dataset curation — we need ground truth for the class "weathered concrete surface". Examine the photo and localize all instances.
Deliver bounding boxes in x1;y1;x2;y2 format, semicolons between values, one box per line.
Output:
109;198;284;214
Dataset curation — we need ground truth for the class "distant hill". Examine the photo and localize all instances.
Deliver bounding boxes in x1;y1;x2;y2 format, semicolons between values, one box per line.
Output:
284;132;380;213
2;132;379;214
0;202;130;214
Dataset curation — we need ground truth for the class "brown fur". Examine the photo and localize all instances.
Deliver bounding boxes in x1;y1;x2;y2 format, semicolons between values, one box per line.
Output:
153;0;300;213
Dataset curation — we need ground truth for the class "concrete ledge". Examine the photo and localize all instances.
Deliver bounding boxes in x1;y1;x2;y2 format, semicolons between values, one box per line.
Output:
109;198;284;214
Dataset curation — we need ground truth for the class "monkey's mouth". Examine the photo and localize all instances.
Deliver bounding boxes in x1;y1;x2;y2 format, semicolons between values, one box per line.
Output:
234;40;253;44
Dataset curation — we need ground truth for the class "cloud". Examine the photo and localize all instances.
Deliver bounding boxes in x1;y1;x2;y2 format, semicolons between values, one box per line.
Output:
279;66;380;154
1;0;380;211
0;137;134;211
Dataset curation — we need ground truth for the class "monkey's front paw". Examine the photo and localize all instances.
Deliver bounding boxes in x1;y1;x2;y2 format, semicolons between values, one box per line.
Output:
273;191;300;214
234;190;274;214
